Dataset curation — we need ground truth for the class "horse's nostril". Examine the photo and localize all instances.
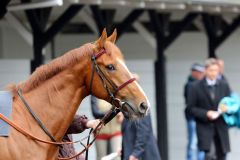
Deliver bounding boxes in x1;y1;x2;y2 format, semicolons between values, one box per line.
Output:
139;102;148;114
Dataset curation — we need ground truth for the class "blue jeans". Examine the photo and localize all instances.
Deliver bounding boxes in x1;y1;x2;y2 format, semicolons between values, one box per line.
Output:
186;119;205;160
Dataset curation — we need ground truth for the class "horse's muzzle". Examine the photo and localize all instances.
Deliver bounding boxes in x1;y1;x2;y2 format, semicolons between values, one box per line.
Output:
112;98;148;119
138;102;148;115
121;101;148;119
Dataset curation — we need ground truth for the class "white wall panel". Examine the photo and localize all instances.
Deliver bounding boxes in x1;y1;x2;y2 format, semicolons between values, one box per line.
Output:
0;59;30;90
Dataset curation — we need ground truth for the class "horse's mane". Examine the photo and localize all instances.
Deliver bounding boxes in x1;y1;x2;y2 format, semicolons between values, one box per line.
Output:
12;43;95;93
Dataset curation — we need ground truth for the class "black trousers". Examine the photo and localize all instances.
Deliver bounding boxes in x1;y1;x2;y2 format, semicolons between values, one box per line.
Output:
205;132;226;160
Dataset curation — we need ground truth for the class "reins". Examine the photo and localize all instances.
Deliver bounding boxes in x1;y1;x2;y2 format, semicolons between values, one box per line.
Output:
17;90;58;143
0;108;117;160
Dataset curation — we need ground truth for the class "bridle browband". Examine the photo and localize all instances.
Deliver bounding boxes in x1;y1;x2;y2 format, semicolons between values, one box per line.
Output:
0;48;137;160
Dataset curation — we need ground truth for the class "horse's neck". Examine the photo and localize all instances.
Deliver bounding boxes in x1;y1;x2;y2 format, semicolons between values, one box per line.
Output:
16;58;90;140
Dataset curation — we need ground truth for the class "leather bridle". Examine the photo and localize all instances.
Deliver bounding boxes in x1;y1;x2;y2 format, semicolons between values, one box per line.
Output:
90;49;136;106
0;48;137;160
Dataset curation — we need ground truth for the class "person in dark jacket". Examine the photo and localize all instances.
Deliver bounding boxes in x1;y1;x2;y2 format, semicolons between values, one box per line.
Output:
186;58;231;160
184;63;205;160
59;115;100;160
121;114;161;160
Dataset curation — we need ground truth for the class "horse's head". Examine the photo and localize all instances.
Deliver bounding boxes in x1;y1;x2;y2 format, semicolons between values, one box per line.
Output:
87;29;149;119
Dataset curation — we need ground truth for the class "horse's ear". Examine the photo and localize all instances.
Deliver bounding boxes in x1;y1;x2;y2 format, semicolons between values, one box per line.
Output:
107;28;117;43
96;28;107;48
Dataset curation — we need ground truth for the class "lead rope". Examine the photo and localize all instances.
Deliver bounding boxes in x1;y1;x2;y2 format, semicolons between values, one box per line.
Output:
0;110;111;160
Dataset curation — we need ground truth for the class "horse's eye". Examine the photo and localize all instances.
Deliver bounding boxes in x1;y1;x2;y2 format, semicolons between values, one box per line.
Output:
105;64;115;71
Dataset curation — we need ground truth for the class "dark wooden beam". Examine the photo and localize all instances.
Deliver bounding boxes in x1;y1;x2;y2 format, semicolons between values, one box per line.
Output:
25;8;52;72
90;5;106;33
0;0;11;19
164;13;199;49
102;9;116;34
148;11;167;39
202;14;240;58
42;5;83;47
90;7;117;34
202;14;218;39
25;9;45;35
90;8;144;39
36;7;52;31
117;9;144;38
148;9;169;160
202;14;218;58
215;15;240;48
24;4;83;72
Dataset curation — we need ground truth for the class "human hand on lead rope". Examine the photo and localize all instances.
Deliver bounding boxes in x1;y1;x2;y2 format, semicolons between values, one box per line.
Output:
116;112;124;123
86;119;102;130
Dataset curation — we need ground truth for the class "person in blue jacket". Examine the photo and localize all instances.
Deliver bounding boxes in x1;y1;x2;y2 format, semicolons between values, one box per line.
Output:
121;114;161;160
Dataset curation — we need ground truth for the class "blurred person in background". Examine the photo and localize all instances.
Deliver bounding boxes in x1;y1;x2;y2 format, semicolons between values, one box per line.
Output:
184;63;205;160
121;74;161;160
121;114;161;160
187;58;231;160
91;96;123;160
217;59;226;82
217;59;231;90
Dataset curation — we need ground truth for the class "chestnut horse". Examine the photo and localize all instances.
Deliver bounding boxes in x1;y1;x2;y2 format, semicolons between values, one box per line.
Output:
0;29;149;160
